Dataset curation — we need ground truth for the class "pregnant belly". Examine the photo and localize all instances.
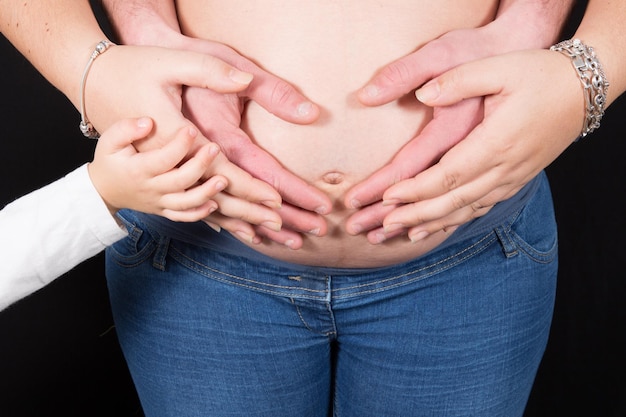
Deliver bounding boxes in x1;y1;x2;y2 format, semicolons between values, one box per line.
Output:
236;93;453;268
175;0;499;266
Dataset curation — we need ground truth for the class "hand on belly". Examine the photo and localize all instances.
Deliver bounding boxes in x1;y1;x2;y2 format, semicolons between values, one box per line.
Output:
236;96;452;267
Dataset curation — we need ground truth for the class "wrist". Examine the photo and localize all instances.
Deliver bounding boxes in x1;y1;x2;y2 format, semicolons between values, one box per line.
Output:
103;200;120;218
487;3;571;52
102;1;183;47
571;34;626;108
87;162;120;217
79;41;116;139
551;39;610;139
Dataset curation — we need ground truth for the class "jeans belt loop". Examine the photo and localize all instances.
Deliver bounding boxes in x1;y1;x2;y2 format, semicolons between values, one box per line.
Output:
494;225;518;258
152;236;171;271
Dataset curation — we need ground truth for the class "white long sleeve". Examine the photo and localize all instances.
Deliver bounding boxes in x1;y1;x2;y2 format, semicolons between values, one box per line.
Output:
0;164;127;311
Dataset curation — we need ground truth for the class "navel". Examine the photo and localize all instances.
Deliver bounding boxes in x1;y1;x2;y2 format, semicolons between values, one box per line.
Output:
321;171;344;185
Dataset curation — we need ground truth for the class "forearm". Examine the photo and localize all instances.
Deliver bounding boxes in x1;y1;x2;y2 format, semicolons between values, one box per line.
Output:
0;0;108;108
572;0;626;106
490;0;575;49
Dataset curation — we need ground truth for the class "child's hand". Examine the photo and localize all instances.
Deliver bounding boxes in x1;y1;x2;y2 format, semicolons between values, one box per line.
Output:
88;117;227;222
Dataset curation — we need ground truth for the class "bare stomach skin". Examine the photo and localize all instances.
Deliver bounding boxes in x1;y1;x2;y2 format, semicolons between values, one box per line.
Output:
177;0;498;267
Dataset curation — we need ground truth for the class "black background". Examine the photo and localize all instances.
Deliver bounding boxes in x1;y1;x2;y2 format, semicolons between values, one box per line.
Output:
1;2;625;416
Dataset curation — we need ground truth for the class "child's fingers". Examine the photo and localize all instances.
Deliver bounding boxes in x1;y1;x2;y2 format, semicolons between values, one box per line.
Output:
161;201;218;223
137;125;200;177
211;191;282;232
159;174;283;228
97;117;154;154
158;175;227;212
208;153;282;209
151;141;221;192
201;212;262;245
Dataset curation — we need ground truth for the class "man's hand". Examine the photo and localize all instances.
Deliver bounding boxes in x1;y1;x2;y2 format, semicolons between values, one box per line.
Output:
177;38;334;248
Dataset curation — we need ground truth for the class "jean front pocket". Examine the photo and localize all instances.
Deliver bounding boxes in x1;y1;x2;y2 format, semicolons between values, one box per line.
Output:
107;210;158;268
497;177;558;264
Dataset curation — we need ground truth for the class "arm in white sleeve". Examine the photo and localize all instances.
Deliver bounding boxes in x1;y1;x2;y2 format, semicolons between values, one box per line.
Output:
0;164;127;311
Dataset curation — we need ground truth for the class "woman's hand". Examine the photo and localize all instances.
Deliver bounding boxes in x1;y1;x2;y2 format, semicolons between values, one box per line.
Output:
375;49;582;242
85;44;294;244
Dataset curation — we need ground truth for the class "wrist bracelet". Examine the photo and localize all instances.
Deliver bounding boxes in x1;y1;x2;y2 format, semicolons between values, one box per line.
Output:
79;40;114;139
550;38;609;139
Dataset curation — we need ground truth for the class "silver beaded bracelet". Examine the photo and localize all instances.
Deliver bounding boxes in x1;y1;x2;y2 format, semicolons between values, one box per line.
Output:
550;38;609;139
79;40;115;139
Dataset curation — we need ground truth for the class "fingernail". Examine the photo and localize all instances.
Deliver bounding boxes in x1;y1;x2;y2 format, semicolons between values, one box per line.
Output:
415;80;440;103
363;84;379;98
382;198;400;207
350;199;362;209
308;228;321;236
284;239;296;249
187;126;198;137
261;221;282;232
262;200;282;209
384;223;404;234
315;205;329;215
137;117;151;128
206;143;220;156
235;230;255;243
229;69;253;85
349;223;363;235
206;222;221;233
297;102;313;117
214;180;227;192
373;231;387;244
410;231;429;243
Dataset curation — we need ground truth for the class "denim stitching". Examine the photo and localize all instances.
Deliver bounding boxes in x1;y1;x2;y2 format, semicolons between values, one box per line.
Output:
167;232;498;301
499;203;558;264
169;247;329;300
330;233;495;294
331;234;498;299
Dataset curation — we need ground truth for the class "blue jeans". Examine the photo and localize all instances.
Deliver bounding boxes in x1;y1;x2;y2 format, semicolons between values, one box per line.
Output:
105;174;558;417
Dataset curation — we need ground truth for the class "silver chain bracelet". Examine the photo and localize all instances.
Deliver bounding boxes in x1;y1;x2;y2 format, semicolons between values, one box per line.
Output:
79;40;115;139
550;38;609;140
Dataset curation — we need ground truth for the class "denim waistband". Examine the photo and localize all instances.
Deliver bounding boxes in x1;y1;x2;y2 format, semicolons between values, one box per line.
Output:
131;172;545;274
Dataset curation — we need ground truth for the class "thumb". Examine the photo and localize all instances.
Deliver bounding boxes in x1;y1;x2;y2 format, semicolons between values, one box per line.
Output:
97;117;154;154
166;49;253;94
415;58;502;106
